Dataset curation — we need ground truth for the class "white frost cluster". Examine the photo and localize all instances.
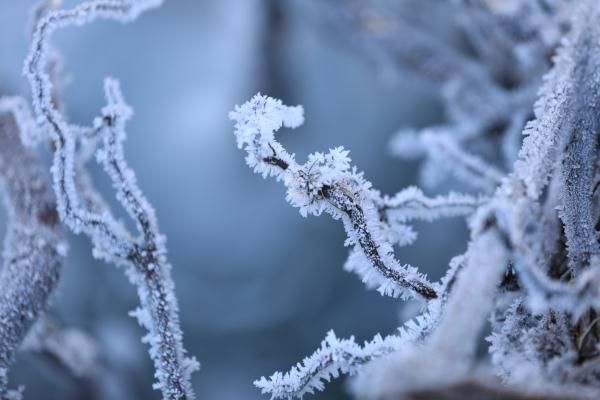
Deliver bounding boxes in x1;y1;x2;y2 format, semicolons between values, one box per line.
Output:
230;93;303;179
254;331;397;399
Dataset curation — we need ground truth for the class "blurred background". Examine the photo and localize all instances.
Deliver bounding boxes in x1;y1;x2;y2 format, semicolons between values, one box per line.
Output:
0;1;468;398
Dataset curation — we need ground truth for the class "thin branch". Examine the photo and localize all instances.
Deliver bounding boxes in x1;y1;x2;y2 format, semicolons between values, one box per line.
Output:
380;186;486;223
255;256;465;399
23;1;198;398
230;93;437;300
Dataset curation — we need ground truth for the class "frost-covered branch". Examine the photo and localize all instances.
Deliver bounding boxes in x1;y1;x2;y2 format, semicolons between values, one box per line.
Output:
322;0;500;96
255;255;465;399
22;1;198;399
380;186;486;223
254;331;400;399
230;93;439;300
428;228;509;361
392;129;504;192
0;105;64;398
506;0;600;273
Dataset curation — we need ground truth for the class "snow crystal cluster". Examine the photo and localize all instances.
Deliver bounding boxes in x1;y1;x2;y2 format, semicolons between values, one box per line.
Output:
233;1;600;399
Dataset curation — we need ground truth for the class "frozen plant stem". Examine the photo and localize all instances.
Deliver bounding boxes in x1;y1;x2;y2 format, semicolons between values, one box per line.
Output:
0;104;64;398
230;94;439;300
22;1;197;399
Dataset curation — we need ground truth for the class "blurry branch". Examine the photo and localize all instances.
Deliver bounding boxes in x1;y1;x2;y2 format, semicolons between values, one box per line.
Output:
22;317;100;380
391;129;504;192
0;103;64;398
22;316;141;400
379;186;486;223
454;0;567;86
21;0;198;398
402;379;594;400
316;0;509;121
306;0;568;178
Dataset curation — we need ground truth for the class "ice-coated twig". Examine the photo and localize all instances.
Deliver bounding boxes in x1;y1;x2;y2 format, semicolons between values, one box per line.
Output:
513;4;586;199
230;93;437;300
254;251;466;399
341;186;483;289
22;1;198;399
380;186;486;223
482;1;600;387
390;125;507;189
510;252;600;319
0;107;65;398
427;228;509;361
348;224;510;399
254;331;401;399
419;131;504;192
23;315;139;400
392;128;504;192
0;97;40;147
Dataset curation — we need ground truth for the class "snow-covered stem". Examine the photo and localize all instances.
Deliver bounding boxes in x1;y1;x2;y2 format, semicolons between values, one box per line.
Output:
253;239;466;399
392;128;505;192
511;254;600;319
254;331;400;399
23;1;198;399
0;108;64;397
230;93;438;300
380;186;486;223
420;132;504;192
